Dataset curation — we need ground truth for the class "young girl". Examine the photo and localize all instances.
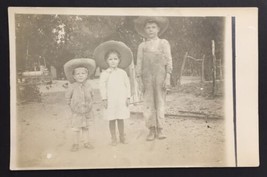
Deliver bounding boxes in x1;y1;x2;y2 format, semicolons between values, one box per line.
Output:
94;40;133;146
134;16;173;141
64;58;96;151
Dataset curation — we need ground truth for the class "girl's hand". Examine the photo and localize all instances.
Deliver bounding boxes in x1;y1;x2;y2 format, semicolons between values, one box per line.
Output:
126;98;130;107
103;99;108;109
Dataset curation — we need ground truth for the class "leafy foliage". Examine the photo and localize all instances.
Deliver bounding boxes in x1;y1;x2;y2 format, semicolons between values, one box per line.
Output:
15;15;224;83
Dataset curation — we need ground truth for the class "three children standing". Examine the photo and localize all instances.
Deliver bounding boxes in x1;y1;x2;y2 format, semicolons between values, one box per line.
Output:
64;16;172;151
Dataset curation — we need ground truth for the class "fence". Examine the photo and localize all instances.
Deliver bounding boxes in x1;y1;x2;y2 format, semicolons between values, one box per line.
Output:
176;40;223;96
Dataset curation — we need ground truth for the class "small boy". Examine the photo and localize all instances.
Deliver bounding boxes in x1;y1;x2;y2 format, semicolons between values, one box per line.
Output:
64;58;96;152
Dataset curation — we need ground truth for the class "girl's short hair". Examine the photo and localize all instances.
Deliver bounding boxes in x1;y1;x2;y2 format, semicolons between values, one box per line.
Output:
72;67;88;75
104;50;121;61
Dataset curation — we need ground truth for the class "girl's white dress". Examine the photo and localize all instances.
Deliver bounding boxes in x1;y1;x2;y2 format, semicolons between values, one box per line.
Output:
99;68;131;120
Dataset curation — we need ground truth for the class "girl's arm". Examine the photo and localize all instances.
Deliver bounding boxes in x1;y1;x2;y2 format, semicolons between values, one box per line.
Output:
124;71;131;106
124;71;131;99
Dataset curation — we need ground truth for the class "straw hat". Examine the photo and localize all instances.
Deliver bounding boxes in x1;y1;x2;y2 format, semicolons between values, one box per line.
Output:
93;40;133;69
64;58;96;83
134;16;169;38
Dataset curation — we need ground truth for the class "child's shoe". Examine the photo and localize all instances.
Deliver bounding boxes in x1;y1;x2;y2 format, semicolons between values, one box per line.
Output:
84;142;94;149
157;128;166;140
111;140;117;146
119;135;127;144
146;127;156;141
111;137;117;146
71;144;79;152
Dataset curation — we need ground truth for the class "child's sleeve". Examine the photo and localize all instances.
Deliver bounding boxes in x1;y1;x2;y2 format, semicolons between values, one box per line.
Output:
86;81;94;99
90;87;94;99
135;42;144;77
99;71;107;100
162;39;173;74
65;84;73;105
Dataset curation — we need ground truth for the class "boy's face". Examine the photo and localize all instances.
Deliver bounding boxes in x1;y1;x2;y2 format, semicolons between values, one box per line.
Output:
73;67;88;83
144;22;160;39
106;52;120;69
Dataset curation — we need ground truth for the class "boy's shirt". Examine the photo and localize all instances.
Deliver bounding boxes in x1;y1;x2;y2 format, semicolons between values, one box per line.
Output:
65;80;94;114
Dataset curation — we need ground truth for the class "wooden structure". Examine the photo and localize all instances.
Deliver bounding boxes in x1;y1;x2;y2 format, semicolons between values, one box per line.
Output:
178;52;206;85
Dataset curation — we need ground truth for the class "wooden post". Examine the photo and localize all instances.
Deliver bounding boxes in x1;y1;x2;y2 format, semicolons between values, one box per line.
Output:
219;58;223;80
212;40;217;96
50;65;57;80
178;52;188;85
43;58;47;67
201;55;205;82
25;40;29;69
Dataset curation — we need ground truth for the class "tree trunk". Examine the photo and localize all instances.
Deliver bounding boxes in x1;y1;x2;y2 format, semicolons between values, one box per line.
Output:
201;55;205;82
219;58;223;80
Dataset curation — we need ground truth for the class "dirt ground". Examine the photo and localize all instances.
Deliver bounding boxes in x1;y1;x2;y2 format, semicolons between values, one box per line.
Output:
14;78;226;169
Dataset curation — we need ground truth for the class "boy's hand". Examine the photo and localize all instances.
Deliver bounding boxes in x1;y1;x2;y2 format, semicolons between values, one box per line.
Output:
103;99;108;109
68;104;74;112
163;78;171;91
126;98;130;107
163;73;171;91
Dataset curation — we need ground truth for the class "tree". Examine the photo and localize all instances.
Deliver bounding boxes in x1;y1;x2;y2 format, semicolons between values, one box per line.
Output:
165;17;225;85
15;15;225;82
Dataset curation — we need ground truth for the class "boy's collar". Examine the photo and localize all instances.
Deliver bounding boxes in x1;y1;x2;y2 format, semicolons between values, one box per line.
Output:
76;79;87;85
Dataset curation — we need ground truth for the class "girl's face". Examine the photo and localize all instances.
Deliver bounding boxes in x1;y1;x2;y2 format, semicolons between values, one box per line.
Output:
144;22;160;39
106;52;120;69
73;67;88;83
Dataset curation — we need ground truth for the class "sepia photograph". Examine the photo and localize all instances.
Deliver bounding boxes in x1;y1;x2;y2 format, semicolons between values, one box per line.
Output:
9;8;258;169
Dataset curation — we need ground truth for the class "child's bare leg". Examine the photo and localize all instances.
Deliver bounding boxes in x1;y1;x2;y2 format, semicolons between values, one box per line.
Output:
73;129;80;144
71;129;80;152
109;120;117;146
82;127;94;149
117;119;127;144
81;127;88;143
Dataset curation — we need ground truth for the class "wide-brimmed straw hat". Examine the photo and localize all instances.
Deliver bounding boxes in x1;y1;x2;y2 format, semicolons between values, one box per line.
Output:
64;58;96;83
93;40;133;69
134;16;169;38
